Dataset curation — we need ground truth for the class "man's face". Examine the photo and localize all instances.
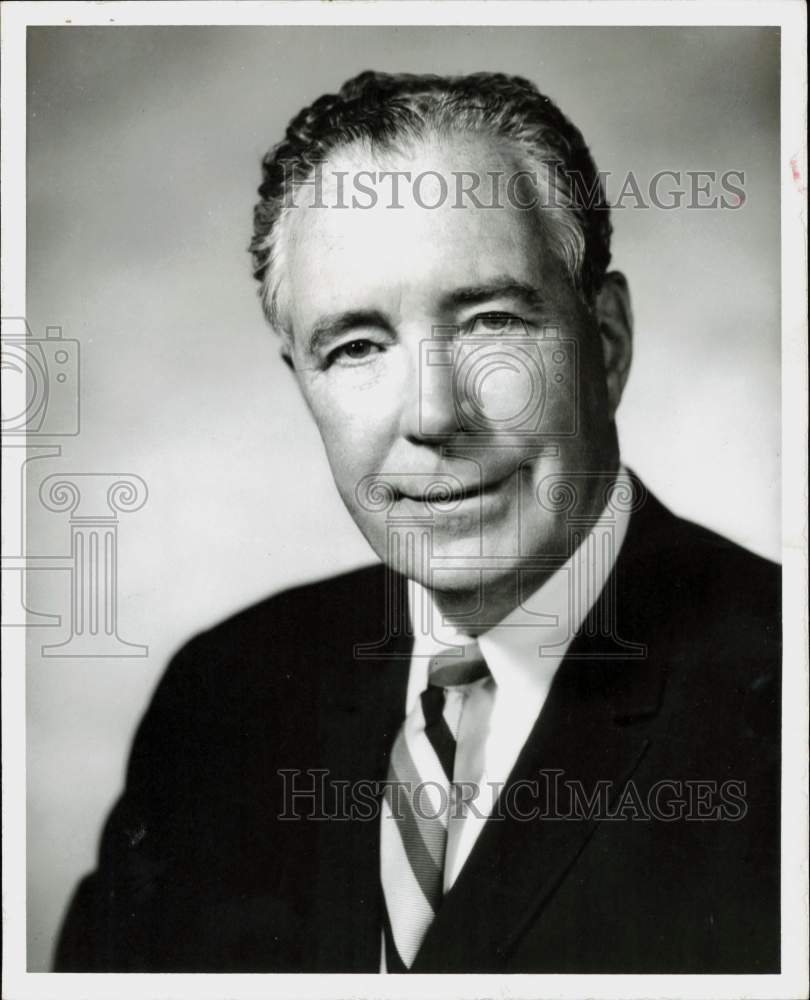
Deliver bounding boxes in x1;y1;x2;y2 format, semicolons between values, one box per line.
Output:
281;135;624;596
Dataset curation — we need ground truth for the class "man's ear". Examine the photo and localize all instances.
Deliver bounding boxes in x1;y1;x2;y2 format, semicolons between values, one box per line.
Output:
273;323;296;372
595;271;633;421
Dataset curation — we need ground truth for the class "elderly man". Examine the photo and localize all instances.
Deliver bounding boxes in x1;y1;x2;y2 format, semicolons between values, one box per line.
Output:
56;71;780;974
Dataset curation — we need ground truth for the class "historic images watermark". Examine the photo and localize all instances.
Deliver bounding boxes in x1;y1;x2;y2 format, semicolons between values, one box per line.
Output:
278;163;747;212
0;316;148;656
277;768;749;823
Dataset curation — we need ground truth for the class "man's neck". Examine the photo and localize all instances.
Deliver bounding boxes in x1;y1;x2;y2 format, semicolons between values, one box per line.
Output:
430;568;548;636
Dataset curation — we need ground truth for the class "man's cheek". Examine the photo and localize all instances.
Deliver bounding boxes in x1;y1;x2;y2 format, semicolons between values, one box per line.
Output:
319;423;390;510
321;402;401;468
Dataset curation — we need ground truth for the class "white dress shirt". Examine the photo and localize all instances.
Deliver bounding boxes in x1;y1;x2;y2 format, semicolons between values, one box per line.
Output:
404;466;632;891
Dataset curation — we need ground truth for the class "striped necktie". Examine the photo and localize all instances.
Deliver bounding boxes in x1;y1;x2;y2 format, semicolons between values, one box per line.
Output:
381;640;491;970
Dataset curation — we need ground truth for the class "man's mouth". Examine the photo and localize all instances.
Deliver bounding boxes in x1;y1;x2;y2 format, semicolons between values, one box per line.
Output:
399;475;510;505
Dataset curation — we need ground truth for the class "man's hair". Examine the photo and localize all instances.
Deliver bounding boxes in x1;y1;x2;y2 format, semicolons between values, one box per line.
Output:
250;70;612;333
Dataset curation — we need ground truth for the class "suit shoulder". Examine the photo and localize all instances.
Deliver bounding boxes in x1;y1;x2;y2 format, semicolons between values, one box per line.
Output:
665;514;780;611
153;562;386;698
647;512;781;712
625;477;779;600
126;564;386;781
625;489;780;690
188;561;385;651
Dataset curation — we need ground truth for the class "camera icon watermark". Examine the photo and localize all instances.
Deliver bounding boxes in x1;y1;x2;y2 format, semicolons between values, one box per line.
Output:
1;315;148;656
418;320;577;440
1;317;80;436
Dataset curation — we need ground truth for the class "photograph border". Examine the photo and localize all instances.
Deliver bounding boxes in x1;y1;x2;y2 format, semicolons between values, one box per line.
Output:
2;2;807;998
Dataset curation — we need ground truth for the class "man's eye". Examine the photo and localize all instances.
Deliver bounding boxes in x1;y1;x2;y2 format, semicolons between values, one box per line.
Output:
330;339;381;365
470;313;527;335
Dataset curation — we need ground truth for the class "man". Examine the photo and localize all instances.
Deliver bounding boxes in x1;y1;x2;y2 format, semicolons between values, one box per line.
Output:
56;71;780;974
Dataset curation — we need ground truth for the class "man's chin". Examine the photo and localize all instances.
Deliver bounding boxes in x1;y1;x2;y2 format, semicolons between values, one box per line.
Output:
383;535;527;587
376;518;567;592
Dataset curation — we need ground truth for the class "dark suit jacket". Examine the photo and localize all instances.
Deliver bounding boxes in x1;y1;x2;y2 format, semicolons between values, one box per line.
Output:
55;482;781;973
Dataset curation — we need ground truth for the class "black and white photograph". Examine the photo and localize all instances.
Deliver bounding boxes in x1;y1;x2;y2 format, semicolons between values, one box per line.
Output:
2;3;807;998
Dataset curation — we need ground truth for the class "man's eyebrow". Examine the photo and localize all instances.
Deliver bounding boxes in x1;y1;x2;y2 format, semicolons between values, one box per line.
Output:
307;309;391;353
442;279;546;311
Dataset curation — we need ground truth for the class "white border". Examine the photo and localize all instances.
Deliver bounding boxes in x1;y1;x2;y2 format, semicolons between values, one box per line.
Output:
2;3;807;999
0;0;807;27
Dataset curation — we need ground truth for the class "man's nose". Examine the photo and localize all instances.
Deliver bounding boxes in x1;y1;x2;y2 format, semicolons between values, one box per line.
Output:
400;340;462;443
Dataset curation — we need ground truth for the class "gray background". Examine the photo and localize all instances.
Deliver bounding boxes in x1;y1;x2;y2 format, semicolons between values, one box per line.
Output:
25;26;780;970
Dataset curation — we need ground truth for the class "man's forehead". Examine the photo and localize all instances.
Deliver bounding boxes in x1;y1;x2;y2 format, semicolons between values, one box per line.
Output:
281;138;557;329
286;220;548;338
287;193;541;269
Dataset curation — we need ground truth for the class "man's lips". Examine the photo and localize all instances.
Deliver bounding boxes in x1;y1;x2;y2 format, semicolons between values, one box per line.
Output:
354;471;517;517
398;475;510;504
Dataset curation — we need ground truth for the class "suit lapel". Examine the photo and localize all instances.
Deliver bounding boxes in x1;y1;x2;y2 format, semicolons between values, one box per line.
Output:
410;648;664;971
309;565;413;972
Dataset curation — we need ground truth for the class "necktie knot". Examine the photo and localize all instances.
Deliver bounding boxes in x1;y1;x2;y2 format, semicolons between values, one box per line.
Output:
427;640;490;689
